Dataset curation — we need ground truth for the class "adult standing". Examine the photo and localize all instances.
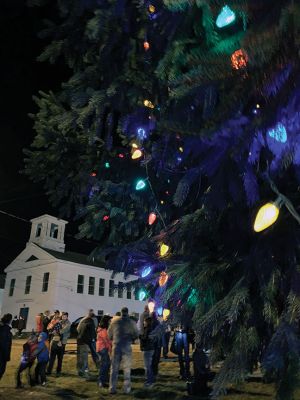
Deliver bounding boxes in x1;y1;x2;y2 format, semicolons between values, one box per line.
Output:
175;323;191;380
140;316;155;387
46;320;63;376
139;305;149;334
96;315;112;388
77;309;99;368
77;310;97;378
0;313;13;381
42;310;51;333
149;312;163;381
17;316;26;337
35;313;44;334
108;307;139;394
11;315;18;336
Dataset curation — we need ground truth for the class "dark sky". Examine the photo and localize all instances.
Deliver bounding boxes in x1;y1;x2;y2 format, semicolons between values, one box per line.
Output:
0;1;94;273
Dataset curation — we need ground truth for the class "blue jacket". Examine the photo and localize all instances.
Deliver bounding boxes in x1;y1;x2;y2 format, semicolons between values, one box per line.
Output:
37;332;49;363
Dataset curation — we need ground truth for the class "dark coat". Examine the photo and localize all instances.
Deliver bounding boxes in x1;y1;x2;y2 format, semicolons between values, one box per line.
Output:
139;325;154;352
18;318;26;330
42;316;50;333
0;323;12;361
77;317;96;345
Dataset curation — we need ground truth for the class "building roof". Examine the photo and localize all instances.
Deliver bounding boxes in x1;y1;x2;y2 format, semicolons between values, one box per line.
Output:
37;245;106;269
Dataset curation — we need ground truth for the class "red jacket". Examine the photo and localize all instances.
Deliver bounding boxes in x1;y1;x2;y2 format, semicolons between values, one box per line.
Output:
96;328;112;353
35;315;43;333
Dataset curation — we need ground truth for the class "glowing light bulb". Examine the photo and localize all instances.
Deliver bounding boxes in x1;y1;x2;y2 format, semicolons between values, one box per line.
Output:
137;127;147;140
141;265;152;278
163;308;170;321
90;171;97;177
132;149;143;160
138;289;147;301
118;153;124;158
179;147;184;153
148;212;157;225
144;99;155;109
160;243;170;257
144;41;150;51
105;162;110;168
254;202;280;232
157;306;163;316
267;123;287;143
136;179;146;190
103;215;110;222
216;5;236;28
148;301;155;313
231;49;248;70
148;4;156;13
131;142;138;149
158;271;169;287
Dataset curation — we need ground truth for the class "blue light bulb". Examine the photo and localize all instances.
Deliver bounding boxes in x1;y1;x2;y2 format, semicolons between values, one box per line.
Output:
157;306;163;316
136;179;146;190
137;127;147;140
216;5;236;28
267;123;287;143
141;266;152;278
138;289;147;301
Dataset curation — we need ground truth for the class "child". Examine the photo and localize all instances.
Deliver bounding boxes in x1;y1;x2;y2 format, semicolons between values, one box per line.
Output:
139;317;155;387
16;334;38;388
96;315;112;388
35;332;49;385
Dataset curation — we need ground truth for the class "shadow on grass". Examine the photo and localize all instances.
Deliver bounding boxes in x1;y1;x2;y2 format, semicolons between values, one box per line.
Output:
134;389;180;399
52;388;89;399
226;388;272;397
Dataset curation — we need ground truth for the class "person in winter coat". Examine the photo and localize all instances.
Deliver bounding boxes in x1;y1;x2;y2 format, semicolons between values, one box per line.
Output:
42;310;51;333
0;313;13;381
35;313;44;334
35;332;49;385
149;312;163;380
140;317;155;387
47;311;61;342
17;316;26;336
16;334;38;388
11;315;18;336
77;310;99;369
77;311;97;378
108;307;139;394
59;312;71;369
139;305;150;334
96;315;112;388
46;322;64;376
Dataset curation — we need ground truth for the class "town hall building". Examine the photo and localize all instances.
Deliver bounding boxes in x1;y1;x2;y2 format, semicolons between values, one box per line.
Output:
2;214;145;331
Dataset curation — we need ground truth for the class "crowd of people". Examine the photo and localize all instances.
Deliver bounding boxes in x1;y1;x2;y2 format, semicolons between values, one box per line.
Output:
0;305;213;396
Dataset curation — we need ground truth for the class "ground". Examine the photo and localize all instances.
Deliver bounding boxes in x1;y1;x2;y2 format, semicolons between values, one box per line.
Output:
0;339;294;400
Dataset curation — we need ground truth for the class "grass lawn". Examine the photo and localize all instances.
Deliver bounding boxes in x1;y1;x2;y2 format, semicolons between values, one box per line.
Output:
0;339;292;399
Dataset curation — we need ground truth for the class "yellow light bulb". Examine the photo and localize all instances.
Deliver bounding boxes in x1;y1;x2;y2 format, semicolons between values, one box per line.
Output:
131;142;138;149
131;149;143;160
160;243;170;257
179;147;184;153
148;301;155;313
143;99;155;109
254;202;280;232
148;4;156;13
163;308;170;321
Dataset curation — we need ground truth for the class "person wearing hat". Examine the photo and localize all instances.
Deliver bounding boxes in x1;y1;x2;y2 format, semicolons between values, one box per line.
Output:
107;307;139;394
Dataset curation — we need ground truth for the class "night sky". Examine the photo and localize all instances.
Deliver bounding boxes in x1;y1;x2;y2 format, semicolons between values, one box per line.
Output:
0;1;94;273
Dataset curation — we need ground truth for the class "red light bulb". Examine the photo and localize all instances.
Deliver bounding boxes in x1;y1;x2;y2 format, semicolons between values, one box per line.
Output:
148;212;157;225
103;215;110;222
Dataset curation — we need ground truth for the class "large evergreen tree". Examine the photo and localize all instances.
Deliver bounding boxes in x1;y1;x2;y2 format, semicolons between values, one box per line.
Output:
25;0;300;397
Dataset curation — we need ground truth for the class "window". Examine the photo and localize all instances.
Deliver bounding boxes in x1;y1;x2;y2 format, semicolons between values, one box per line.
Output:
9;278;15;297
98;310;104;317
88;277;95;295
77;275;84;294
42;273;50;292
25;276;32;294
127;287;132;300
109;280;114;297
99;278;105;296
118;283;123;299
134;289;139;301
50;223;58;239
36;223;42;237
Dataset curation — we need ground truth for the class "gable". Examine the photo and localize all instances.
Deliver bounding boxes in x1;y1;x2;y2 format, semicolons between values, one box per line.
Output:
4;242;58;273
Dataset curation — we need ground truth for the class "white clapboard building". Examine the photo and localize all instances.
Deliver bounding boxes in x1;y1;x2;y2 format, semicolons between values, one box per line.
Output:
2;214;144;331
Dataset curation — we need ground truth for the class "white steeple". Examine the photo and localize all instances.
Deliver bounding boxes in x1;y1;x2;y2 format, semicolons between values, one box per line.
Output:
28;214;68;253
